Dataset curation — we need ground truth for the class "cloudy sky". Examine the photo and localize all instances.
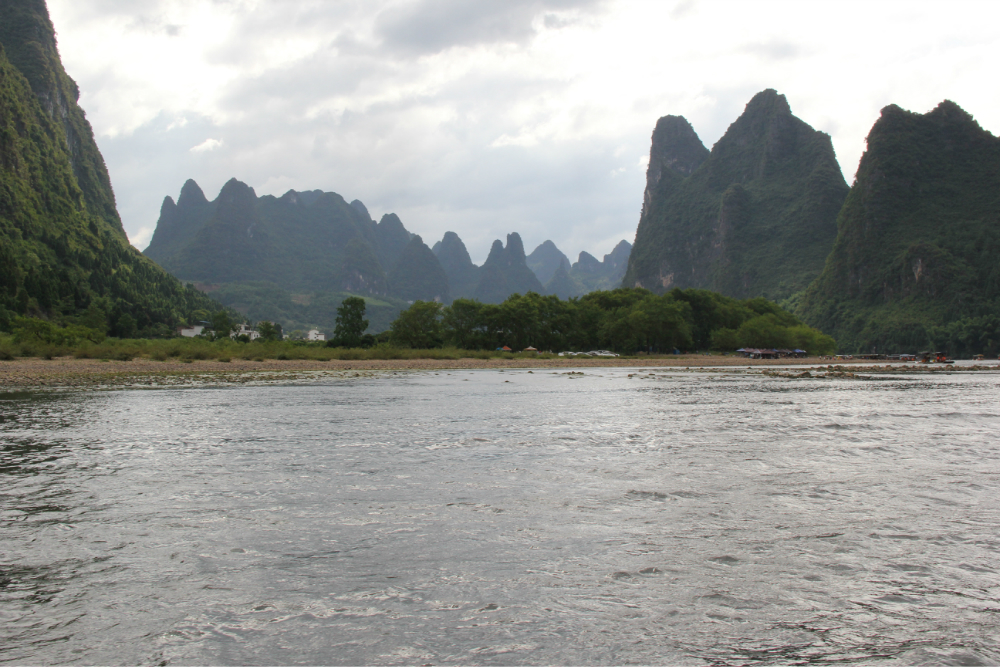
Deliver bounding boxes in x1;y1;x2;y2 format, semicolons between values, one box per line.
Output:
48;0;1000;264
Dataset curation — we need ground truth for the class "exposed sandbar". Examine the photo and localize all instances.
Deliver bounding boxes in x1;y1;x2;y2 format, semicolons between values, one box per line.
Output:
0;355;993;390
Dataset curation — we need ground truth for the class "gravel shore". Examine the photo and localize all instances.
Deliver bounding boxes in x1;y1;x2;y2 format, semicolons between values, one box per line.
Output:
0;355;991;390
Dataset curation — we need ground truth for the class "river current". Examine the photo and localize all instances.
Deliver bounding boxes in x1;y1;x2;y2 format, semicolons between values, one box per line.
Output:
1;367;999;665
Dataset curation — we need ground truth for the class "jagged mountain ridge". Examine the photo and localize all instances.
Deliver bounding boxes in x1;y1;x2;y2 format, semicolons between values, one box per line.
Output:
474;233;545;304
430;233;633;302
432;232;481;300
796;100;1000;354
565;240;632;295
623;89;849;301
526;240;571;285
145;178;443;301
0;0;219;335
525;239;633;298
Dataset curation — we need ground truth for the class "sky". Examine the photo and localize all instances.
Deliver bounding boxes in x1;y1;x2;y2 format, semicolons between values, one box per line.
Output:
47;0;1000;265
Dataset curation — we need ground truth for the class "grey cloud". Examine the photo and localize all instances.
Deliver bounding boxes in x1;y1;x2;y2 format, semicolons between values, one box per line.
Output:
670;0;696;19
124;14;183;36
738;39;803;61
374;0;607;55
67;0;653;263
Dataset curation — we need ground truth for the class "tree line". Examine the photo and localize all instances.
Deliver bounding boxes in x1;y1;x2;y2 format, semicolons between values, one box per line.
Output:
334;288;837;354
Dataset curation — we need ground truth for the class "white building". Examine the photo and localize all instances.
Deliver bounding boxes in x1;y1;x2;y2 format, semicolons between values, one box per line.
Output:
306;329;326;342
232;323;261;341
177;325;205;337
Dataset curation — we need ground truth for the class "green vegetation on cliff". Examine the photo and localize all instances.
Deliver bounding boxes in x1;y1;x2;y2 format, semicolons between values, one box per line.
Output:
0;0;123;234
206;282;408;336
146;180;393;294
388;236;450;303
0;1;220;337
797;101;1000;355
624;90;849;301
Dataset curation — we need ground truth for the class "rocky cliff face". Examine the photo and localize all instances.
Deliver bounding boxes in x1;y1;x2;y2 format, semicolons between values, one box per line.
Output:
375;213;413;271
797;100;1000;353
145;180;213;259
0;0;219;334
0;0;124;235
623;89;849;301
642;115;709;211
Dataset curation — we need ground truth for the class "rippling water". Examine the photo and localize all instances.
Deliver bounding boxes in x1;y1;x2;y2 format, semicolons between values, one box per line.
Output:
1;368;999;665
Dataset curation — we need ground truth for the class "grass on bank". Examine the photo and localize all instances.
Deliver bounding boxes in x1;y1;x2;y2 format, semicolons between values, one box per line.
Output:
0;334;580;362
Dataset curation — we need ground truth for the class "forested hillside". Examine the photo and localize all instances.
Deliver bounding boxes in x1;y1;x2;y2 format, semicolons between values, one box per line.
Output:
797;101;1000;355
624;90;849;301
0;0;219;337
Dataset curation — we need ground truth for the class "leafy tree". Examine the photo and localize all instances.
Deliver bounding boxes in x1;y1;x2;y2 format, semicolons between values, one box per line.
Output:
210;311;236;340
390;301;443;348
12;317;104;345
735;314;794;349
80;301;109;334
257;321;283;341
330;296;369;348
639;297;693;352
114;313;138;339
710;328;740;351
442;298;484;349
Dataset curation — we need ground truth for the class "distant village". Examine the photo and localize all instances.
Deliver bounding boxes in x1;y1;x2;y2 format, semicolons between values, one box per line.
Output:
177;323;326;342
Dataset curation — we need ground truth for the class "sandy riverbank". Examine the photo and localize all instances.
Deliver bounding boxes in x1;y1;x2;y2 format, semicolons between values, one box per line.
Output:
0;355;993;390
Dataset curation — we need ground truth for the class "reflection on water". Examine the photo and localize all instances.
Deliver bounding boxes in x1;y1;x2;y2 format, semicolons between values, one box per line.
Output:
1;369;999;665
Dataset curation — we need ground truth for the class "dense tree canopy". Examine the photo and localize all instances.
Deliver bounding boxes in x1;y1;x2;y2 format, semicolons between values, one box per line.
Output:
386;288;835;354
331;296;368;348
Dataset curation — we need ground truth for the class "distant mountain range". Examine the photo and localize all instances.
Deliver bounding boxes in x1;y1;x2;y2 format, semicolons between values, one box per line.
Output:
144;179;631;331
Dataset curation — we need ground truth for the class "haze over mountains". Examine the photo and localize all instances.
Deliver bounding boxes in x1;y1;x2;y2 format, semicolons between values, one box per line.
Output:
143;177;632;331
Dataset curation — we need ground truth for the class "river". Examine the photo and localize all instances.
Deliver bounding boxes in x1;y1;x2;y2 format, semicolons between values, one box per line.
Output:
1;367;998;665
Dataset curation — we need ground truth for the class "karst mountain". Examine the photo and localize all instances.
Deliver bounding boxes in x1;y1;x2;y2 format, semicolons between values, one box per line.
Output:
623;89;849;301
0;0;219;336
796;100;1000;354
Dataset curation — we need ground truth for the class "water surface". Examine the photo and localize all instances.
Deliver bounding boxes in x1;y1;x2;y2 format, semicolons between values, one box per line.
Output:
1;368;999;665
